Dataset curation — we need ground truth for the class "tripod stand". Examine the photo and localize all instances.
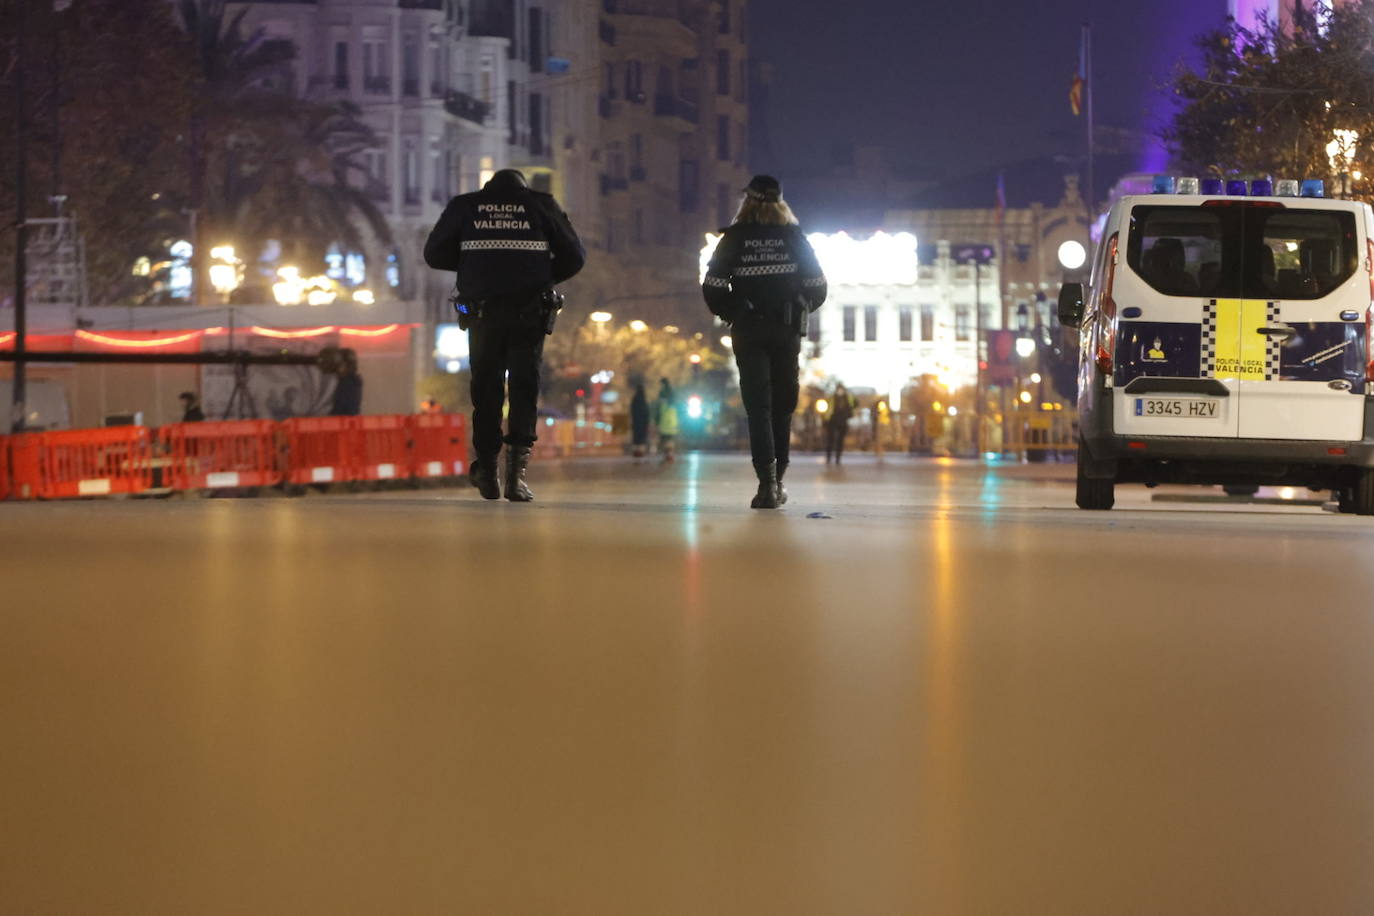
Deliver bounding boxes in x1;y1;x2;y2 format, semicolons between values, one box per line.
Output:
222;360;260;420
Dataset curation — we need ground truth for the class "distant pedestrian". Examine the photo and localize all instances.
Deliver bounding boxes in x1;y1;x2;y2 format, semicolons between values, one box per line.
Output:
630;382;651;460
655;378;680;463
178;391;205;423
824;383;855;465
701;174;827;508
329;350;363;416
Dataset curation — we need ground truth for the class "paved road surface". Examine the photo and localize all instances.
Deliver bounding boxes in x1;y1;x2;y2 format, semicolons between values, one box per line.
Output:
4;454;1374;915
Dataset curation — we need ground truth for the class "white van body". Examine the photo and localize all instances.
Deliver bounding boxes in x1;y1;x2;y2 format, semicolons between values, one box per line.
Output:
1068;192;1374;512
0;379;73;431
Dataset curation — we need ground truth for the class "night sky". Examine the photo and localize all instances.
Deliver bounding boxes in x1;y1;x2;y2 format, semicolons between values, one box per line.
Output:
749;0;1228;189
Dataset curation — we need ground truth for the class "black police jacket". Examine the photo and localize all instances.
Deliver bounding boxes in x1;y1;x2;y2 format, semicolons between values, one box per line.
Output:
423;173;586;302
701;223;827;329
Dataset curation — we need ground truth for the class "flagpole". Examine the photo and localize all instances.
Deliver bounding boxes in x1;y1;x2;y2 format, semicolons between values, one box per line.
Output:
1084;22;1095;214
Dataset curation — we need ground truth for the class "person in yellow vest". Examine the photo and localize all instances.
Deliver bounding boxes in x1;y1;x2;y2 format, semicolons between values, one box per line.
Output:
655;378;681;464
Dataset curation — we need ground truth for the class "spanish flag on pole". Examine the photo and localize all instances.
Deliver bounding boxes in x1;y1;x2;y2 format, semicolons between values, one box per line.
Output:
1069;30;1087;116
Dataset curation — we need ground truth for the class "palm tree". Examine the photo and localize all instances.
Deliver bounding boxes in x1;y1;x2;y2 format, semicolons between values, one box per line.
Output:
176;0;392;302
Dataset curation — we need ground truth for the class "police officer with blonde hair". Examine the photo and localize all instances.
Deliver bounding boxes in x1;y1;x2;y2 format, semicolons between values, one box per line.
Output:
424;169;585;501
702;175;827;508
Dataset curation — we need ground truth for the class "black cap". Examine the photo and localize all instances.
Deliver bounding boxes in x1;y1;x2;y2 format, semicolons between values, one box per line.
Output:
743;174;782;202
178;391;196;401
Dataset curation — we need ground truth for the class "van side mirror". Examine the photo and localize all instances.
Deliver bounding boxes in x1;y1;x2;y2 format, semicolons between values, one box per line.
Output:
1058;282;1085;328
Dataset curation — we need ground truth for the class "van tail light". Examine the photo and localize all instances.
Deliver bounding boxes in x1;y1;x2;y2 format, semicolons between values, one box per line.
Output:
1367;303;1374;382
1096;232;1120;374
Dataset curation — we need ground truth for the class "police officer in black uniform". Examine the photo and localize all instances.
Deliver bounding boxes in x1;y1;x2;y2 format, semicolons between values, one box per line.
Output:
702;175;827;508
424;169;585;501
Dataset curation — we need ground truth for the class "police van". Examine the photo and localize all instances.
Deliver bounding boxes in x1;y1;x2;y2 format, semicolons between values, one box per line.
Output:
1059;176;1374;513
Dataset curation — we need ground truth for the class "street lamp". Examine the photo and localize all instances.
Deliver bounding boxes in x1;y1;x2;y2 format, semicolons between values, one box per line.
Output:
628;319;648;332
1057;240;1087;271
589;311;612;323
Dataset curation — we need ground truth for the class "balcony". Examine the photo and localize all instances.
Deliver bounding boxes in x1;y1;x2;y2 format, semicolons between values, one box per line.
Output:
653;94;699;124
443;90;491;125
598;94;621;118
364;76;391;95
602;0;698;28
630;165;646;182
399;0;443;8
402;78;419;97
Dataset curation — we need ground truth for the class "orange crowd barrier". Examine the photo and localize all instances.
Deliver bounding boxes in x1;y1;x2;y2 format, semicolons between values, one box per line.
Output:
281;416;355;485
6;427;154;499
0;412;604;502
161;420;282;491
410;413;468;479
355;415;411;482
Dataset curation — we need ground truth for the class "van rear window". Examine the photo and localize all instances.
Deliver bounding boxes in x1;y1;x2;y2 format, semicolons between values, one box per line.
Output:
1126;205;1359;300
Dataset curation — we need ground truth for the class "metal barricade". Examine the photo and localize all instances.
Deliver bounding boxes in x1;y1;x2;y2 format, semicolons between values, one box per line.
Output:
161;420;282;491
281;416;356;485
17;427;155;498
410;413;467;479
355;414;411;482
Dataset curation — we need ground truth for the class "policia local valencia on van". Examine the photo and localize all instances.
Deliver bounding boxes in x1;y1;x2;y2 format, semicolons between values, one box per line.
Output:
424;168;585;502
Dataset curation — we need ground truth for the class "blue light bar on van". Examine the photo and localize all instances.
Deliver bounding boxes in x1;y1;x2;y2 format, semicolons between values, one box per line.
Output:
1300;179;1326;198
1226;179;1249;196
1275;179;1300;197
1250;178;1274;196
1152;175;1176;194
1176;177;1200;195
1201;178;1225;195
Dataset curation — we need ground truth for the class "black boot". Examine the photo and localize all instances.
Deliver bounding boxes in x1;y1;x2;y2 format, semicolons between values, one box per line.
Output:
775;460;789;506
750;460;779;509
504;445;534;502
471;451;501;500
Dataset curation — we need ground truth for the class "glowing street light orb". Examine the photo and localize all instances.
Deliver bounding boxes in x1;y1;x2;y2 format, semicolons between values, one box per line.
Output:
628;319;648;332
1019;390;1033;404
664;325;680;334
687;395;703;419
689;353;702;365
815;398;829;414
352;288;376;305
209;264;239;296
1015;337;1037;358
720;335;733;348
1030;372;1042;383
947;406;959;417
272;266;305;305
1057;239;1087;271
589;311;613;323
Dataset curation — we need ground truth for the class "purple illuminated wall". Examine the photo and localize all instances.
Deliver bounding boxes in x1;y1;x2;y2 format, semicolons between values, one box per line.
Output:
1229;0;1279;28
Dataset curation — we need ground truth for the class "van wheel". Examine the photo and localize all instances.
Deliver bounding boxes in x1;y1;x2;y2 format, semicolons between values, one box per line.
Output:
1076;459;1115;510
1353;470;1374;516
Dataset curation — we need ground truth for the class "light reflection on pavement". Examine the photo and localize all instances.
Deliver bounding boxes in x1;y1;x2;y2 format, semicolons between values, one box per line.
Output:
3;454;1373;914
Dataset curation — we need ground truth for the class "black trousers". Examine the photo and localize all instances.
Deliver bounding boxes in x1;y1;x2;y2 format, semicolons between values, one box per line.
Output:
732;318;801;467
468;308;545;456
824;422;848;462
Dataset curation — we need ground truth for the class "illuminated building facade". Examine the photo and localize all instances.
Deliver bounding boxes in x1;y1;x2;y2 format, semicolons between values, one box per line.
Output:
1229;0;1348;31
802;236;1003;404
